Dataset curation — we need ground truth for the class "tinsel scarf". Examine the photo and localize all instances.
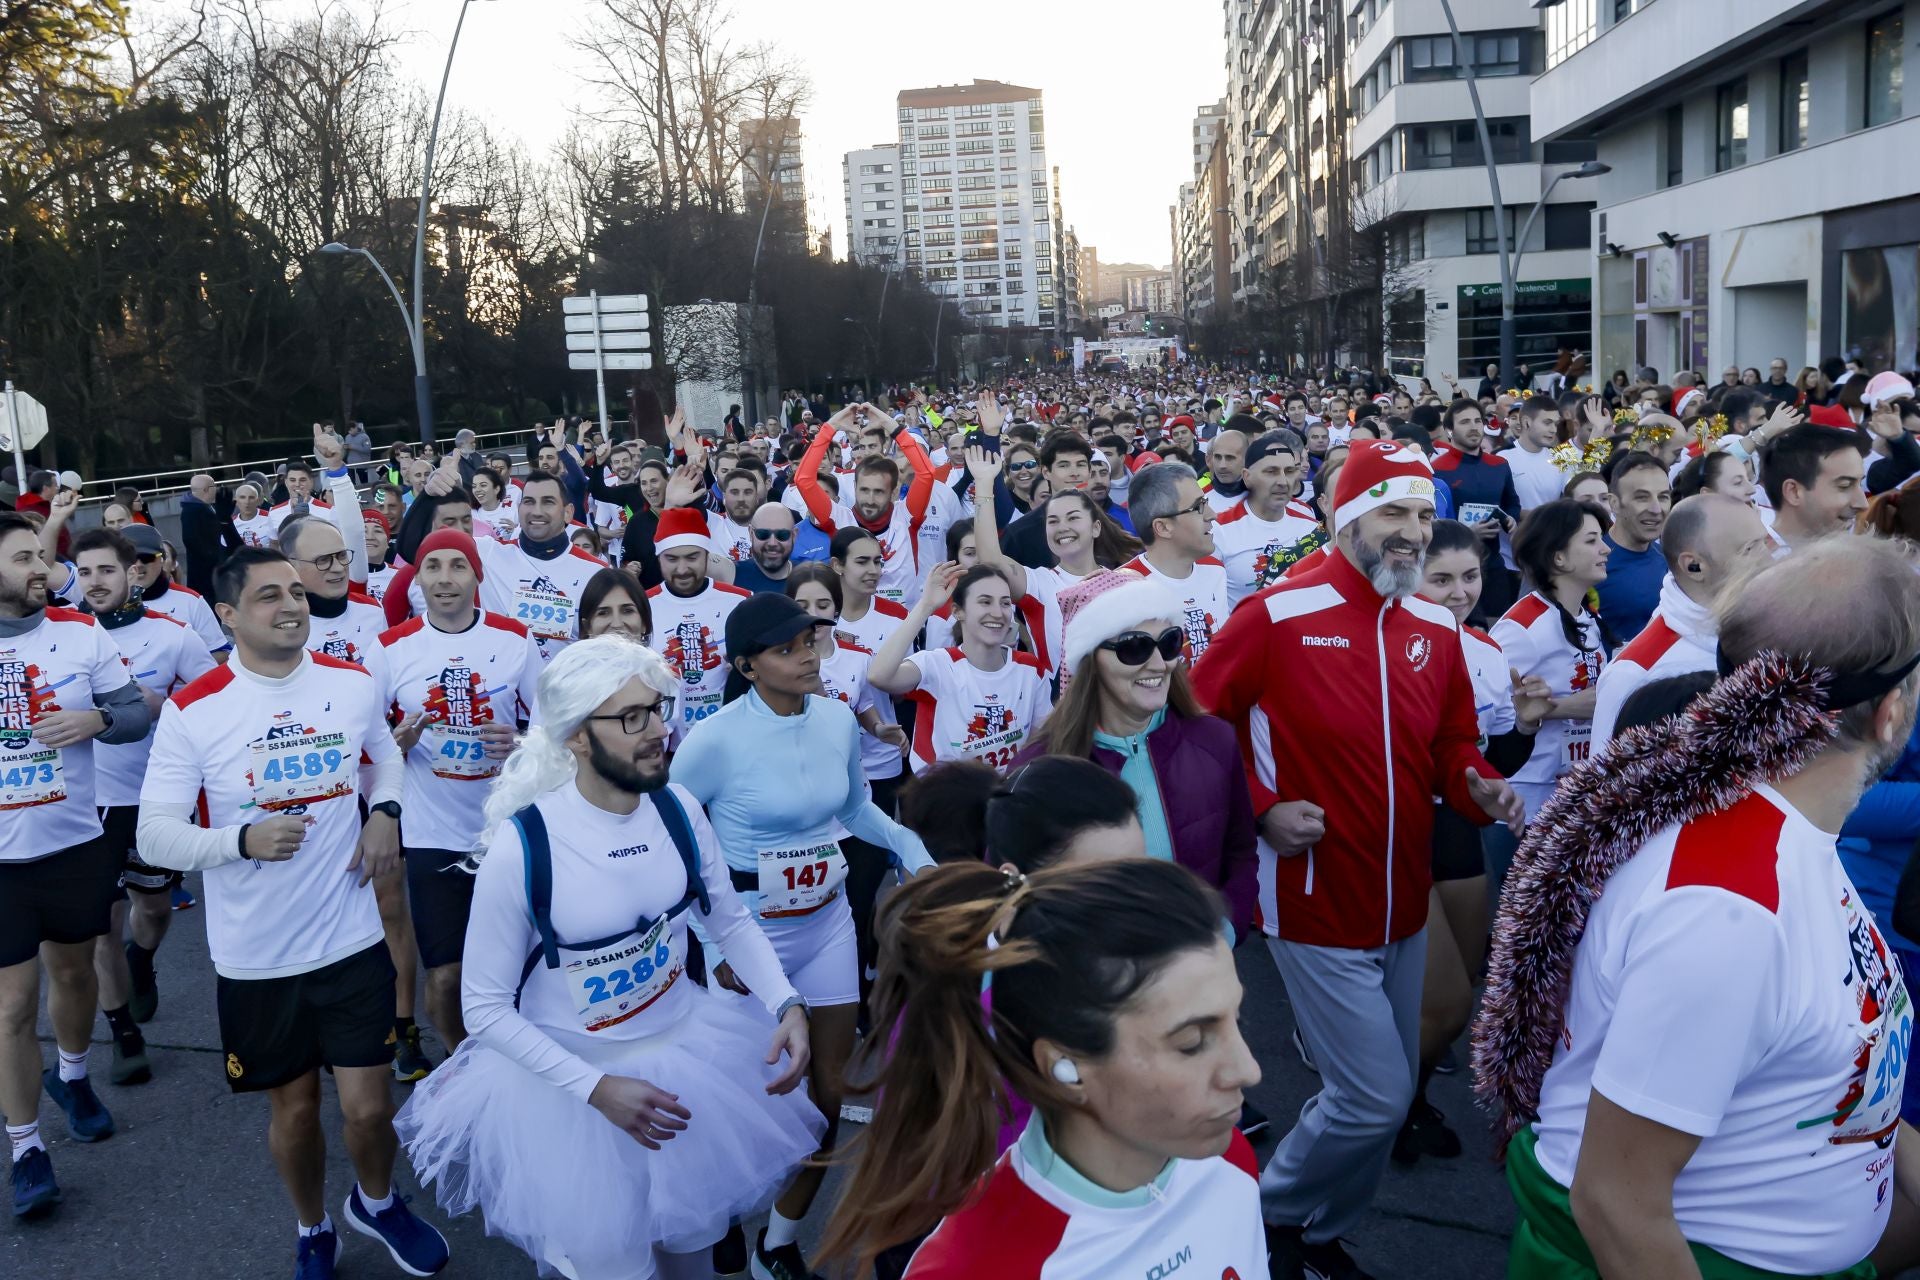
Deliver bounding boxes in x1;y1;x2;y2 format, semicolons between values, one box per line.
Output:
1470;652;1840;1154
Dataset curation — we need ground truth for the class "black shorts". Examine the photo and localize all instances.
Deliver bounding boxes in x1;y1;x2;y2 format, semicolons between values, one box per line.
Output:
0;837;120;967
405;847;476;970
215;942;396;1093
99;804;182;896
1432;802;1486;883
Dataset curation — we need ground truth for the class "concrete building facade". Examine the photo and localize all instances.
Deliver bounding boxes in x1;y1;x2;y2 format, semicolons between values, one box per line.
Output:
842;144;901;267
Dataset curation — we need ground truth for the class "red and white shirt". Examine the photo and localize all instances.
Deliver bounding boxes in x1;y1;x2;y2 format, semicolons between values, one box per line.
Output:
95;611;218;807
834;598;911;781
1012;565;1090;678
307;590;391;694
794;428;938;604
1591;574;1717;747
706;510;753;564
264;496;337;537
1492;591;1607;818
476;538;607;663
0;608;135;861
906;1123;1265;1280
1211;498;1329;608
1533;786;1910;1276
817;636;899;783
906;647;1053;773
141;653;399;977
233;511;276;548
645;579;750;747
381;611;544;852
1117;554;1231;662
143;581;230;656
1460;624;1517;745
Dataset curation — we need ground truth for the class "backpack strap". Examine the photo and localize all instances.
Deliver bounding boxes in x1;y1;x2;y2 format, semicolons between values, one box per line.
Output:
650;786;711;917
513;803;562;970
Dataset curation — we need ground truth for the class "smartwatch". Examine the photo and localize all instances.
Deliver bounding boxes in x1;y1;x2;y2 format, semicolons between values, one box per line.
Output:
369;800;403;822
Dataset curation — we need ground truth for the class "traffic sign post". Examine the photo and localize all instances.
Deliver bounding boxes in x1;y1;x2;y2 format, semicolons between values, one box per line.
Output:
563;292;652;439
0;383;49;494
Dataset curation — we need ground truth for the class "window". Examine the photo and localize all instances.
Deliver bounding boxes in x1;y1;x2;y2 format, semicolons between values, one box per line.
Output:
1779;51;1810;152
1404;31;1526;80
1402;119;1528;170
1465;207;1515;255
1867;11;1904;128
1546;0;1596;69
1543;203;1594;252
1715;78;1748;172
1663;104;1684;187
1405;35;1455;76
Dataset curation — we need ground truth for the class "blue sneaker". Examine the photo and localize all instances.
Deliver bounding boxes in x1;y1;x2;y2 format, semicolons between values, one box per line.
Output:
10;1147;59;1218
342;1186;450;1276
42;1070;115;1142
294;1225;342;1279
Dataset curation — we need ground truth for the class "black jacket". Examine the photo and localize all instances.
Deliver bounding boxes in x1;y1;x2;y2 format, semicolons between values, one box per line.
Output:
180;496;243;602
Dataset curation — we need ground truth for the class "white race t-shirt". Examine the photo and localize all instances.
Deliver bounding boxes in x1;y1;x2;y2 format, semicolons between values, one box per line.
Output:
1533;786;1910;1275
306;591;391;694
1012;564;1088;678
906;647;1053;773
233;512;276;548
142;581;230;655
645;579;751;746
264;497;338;536
1504;443;1564;511
140;652;400;978
94;610;218;807
1492;591;1607;816
476;539;607;663
706;511;753;564
818;636;899;782
1117;554;1231;662
0;607;135;861
1211;499;1329;607
380;611;545;852
1460;624;1517;745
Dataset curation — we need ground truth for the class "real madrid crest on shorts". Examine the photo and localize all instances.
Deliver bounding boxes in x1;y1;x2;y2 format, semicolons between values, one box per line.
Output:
226;1052;243;1080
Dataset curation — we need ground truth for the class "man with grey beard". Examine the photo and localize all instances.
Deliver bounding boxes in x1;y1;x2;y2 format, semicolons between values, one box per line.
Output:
1193;439;1522;1280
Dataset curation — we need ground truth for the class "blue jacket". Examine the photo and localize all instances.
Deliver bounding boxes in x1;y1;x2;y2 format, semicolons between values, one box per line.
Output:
1839;719;1920;952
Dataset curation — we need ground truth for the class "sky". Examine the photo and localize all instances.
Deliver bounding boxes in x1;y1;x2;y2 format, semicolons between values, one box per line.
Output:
230;0;1221;266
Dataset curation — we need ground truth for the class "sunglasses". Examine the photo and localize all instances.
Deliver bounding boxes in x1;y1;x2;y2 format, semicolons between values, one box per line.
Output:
1007;459;1040;473
1099;627;1186;667
134;553;161;565
752;527;792;542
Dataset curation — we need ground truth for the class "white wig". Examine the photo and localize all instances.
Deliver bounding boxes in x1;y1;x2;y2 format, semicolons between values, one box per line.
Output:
477;634;679;852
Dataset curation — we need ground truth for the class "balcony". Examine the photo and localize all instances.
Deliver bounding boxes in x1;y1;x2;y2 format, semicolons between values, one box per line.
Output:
1350;75;1533;158
1368;161;1548;216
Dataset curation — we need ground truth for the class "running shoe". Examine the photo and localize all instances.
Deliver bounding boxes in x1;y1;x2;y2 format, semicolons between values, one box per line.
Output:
1433;1045;1459;1075
10;1148;59;1218
1291;1026;1318;1073
1300;1238;1376;1280
751;1230;821;1280
391;1025;433;1083
294;1226;342;1280
1391;1098;1462;1165
110;1034;152;1087
342;1187;450;1276
126;941;159;1023
42;1070;115;1142
1239;1100;1271;1139
169;884;196;911
713;1221;748;1275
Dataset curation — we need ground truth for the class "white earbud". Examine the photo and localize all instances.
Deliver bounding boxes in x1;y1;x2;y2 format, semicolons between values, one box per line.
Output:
1051;1058;1081;1085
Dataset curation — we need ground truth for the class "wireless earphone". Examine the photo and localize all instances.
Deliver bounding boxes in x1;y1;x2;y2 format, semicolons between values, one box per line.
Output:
1051;1058;1081;1085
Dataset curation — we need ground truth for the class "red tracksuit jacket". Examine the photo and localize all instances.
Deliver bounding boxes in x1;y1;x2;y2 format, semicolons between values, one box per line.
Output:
1191;548;1494;949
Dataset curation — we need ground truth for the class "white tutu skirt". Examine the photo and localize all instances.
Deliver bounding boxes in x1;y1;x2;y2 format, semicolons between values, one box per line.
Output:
395;991;825;1274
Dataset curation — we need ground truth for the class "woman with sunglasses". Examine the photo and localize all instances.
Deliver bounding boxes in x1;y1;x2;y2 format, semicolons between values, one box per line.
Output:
1011;578;1257;943
1002;442;1043;513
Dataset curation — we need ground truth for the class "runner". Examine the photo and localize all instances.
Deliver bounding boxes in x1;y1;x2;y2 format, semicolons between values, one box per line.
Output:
819;859;1264;1279
1115;463;1231;662
264;461;337;536
137;546;449;1279
70;528;217;1087
794;404;938;604
1211;431;1329;606
645;509;751;747
869;563;1053;773
235;482;276;548
1199;418;1254;513
669;593;932;1280
362;511;398;605
124;523;233;659
0;513;153;1219
378;529;543;1053
579;565;653;643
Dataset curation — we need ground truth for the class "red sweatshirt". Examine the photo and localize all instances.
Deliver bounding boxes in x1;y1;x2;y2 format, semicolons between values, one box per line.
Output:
795;425;936;603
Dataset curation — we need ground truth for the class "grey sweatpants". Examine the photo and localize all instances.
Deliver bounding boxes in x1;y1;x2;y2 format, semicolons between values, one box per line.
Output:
1261;930;1425;1243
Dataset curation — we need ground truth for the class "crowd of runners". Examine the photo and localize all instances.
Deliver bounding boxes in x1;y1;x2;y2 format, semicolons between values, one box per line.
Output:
6;350;1920;1280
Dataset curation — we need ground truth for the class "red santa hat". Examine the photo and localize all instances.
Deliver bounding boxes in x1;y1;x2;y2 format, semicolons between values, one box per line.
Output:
1672;386;1706;419
1331;440;1439;534
1164;414;1197;431
654;507;711;554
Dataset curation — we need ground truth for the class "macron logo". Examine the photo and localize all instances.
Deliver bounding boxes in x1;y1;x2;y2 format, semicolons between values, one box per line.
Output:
1301;635;1350;649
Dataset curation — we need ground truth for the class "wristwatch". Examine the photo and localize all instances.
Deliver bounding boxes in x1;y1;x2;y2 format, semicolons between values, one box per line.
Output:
369;800;402;822
774;994;809;1022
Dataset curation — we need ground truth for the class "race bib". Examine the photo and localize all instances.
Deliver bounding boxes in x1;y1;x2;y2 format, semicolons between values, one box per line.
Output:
679;688;724;732
1458;502;1498;526
513;585;575;641
756;839;848;919
1559;726;1592;771
426;723;497;780
249;731;352;812
0;731;64;809
564;916;680;1033
1857;981;1913;1142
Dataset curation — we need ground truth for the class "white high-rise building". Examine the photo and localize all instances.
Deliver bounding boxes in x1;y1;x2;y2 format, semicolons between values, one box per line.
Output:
897;79;1056;331
843;145;901;267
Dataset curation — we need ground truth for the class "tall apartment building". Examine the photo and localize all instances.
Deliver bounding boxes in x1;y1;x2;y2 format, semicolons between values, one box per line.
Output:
1052;166;1086;335
1533;0;1916;380
1347;0;1599;383
898;80;1056;331
843;144;901;267
1176;109;1236;325
1078;243;1100;307
740;116;808;249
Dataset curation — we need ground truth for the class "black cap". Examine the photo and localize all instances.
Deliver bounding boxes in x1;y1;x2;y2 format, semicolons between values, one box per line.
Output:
122;523;164;556
722;592;831;705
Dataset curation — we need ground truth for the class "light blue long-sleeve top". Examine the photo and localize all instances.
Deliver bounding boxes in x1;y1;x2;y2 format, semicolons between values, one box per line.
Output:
669;688;933;888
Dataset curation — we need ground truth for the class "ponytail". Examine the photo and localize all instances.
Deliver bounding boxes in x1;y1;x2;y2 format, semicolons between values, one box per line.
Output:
819;858;1226;1272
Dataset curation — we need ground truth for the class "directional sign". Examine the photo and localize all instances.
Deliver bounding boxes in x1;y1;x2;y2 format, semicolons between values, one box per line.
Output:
569;352;653;371
565;332;651;352
563;293;647;315
0;387;49;452
564;312;650;333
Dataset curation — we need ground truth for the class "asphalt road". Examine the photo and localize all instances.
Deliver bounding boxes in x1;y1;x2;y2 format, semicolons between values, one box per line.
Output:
7;875;1513;1280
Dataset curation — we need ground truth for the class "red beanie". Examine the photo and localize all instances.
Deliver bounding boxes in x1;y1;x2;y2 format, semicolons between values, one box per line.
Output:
654;507;711;553
361;509;391;535
1331;440;1438;533
414;528;483;581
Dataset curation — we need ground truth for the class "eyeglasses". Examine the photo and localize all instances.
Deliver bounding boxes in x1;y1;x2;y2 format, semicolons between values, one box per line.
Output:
586;697;675;735
298;550;352;571
1172;495;1211;519
752;527;793;542
1099;627;1186;667
134;552;161;565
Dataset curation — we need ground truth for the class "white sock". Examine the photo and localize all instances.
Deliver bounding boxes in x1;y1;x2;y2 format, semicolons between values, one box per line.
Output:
57;1048;88;1082
8;1122;44;1160
299;1213;333;1238
357;1183;395;1214
761;1207;803;1251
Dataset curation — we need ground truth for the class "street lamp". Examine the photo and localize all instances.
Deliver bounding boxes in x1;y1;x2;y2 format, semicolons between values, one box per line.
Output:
318;242;425;431
745;158;803;424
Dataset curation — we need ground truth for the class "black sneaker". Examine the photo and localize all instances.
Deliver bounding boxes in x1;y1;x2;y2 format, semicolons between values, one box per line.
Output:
126;942;158;1024
1239;1099;1271;1139
1300;1237;1375;1280
750;1230;820;1280
391;1025;433;1084
1391;1098;1462;1165
713;1221;748;1275
110;1033;152;1086
10;1147;59;1218
1266;1223;1310;1280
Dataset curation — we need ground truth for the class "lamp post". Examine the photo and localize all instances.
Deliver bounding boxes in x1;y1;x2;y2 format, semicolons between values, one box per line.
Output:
744;157;803;426
317;242;425;436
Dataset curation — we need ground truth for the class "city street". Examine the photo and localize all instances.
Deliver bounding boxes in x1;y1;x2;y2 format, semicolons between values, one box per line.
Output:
5;873;1513;1280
